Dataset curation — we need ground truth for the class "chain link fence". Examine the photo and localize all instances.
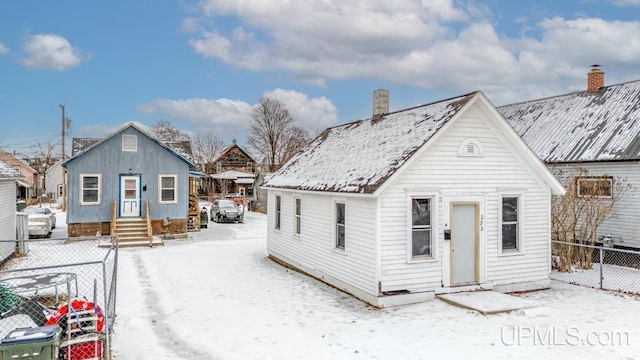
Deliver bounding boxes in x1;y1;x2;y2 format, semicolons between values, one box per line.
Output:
551;240;640;295
0;236;118;360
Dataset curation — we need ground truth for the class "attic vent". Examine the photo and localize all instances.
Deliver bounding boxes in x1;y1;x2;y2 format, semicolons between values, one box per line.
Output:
457;138;484;157
122;135;137;152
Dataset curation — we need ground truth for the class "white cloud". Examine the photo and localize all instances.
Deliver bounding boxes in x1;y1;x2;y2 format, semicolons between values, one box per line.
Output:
19;34;88;71
136;98;254;137
0;43;9;55
611;0;640;6
262;89;339;132
135;91;339;140
186;1;640;104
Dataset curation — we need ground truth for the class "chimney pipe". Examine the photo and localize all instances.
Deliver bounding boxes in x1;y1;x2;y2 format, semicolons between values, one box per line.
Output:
587;65;604;93
372;89;389;120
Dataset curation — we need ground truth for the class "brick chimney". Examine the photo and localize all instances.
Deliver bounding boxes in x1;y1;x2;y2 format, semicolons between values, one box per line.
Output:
372;89;389;120
587;65;604;93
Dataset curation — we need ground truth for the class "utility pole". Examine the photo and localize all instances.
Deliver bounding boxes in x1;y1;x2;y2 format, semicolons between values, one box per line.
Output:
60;104;67;211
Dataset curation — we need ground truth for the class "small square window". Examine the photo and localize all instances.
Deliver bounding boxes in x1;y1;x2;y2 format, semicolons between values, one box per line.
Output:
122;135;137;152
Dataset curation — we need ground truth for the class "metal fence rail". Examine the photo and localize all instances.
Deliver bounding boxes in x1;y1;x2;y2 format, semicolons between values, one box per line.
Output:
0;237;118;360
551;240;640;295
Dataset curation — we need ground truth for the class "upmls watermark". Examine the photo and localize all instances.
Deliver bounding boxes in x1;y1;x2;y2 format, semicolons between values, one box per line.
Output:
501;325;631;346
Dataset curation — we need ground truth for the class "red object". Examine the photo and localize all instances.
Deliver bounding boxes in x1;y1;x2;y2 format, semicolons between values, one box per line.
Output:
45;298;105;332
63;339;103;360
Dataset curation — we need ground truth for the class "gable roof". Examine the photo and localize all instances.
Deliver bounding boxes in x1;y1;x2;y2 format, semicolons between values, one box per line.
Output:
0;160;24;180
263;93;476;194
62;123;195;168
212;142;255;164
0;152;37;175
498;79;640;163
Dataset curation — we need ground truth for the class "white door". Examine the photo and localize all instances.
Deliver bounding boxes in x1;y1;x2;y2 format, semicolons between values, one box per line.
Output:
120;176;140;217
451;203;478;286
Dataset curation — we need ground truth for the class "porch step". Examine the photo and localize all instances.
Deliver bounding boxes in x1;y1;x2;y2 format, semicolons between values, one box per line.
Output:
110;218;163;248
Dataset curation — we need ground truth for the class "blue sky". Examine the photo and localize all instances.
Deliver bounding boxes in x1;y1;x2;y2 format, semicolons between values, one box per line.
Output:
1;0;640;157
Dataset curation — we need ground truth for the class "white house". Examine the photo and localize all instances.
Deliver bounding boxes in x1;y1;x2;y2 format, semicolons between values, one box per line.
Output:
45;160;64;206
262;91;565;307
499;67;640;249
0;160;23;263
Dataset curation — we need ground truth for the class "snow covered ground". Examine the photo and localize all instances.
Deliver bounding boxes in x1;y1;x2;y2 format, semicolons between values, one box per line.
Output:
11;205;640;359
109;210;640;360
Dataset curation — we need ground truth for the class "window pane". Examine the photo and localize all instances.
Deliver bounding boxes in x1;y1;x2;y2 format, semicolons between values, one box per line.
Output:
502;224;517;250
295;198;301;216
412;199;430;226
296;217;301;234
162;177;175;188
336;225;345;249
83;176;98;188
412;229;431;256
336;203;345;225
161;189;175;201
502;197;518;222
83;189;98;203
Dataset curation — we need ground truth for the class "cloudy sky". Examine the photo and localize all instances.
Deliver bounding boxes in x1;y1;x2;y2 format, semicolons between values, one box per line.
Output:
1;0;640;156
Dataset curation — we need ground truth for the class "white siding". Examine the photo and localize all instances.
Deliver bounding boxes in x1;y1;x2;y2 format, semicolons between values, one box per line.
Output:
0;180;16;262
267;190;379;297
45;161;63;200
379;104;552;293
553;162;640;249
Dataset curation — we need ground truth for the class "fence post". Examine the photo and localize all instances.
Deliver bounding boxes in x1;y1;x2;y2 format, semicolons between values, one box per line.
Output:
599;247;604;289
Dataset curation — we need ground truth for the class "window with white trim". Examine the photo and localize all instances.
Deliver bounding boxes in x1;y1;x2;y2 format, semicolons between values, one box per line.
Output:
80;174;101;205
122;135;137;152
411;198;432;258
274;195;281;230
501;196;519;251
294;197;302;236
159;175;178;204
335;202;346;250
577;176;613;198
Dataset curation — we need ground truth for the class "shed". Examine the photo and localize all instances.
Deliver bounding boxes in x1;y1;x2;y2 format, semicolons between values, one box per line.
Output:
263;91;564;307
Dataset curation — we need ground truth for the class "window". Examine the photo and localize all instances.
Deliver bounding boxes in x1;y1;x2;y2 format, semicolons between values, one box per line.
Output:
216;162;222;173
247;188;254;197
411;198;432;258
246;162;254;173
80;174;101;205
577;177;613;198
239;187;245;196
159;175;178;204
122;135;137;151
275;195;281;230
501;196;519;251
335;202;346;250
294;197;302;236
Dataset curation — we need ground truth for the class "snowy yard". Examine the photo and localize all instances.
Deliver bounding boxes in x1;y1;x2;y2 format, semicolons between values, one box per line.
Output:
110;211;640;360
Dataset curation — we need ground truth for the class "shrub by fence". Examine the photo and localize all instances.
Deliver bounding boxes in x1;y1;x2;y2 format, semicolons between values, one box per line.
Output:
551;240;640;295
0;237;118;360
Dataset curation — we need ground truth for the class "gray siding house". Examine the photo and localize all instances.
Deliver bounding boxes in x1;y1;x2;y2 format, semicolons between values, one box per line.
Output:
499;68;640;249
62;123;195;238
263;91;564;307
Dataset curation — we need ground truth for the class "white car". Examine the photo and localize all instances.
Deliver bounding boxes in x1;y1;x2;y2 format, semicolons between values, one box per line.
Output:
23;207;56;238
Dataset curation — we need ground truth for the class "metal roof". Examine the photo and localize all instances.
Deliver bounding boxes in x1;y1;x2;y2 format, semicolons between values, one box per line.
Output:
498;79;640;163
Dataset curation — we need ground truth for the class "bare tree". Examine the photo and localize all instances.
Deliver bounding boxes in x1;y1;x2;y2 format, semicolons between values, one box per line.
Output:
247;97;311;172
191;132;224;173
551;167;631;272
30;142;60;198
151;119;189;142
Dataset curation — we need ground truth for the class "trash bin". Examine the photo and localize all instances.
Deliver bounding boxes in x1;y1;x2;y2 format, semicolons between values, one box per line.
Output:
16;201;26;212
200;208;208;228
0;325;61;360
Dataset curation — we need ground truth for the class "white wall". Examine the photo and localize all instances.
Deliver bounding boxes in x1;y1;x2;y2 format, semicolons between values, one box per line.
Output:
267;190;379;299
0;180;17;262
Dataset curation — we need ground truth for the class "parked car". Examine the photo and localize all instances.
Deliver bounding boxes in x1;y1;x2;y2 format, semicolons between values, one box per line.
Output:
210;200;243;223
23;207;56;238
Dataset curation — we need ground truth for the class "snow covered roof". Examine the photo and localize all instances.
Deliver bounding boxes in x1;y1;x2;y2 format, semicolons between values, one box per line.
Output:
0;160;23;180
498;79;640;163
262;92;476;194
211;170;256;180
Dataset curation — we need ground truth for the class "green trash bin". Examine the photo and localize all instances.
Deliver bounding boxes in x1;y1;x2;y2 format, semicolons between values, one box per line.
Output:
16;201;26;212
200;209;208;228
0;325;61;360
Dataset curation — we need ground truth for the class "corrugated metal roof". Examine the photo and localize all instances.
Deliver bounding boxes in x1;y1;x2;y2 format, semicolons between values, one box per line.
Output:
262;92;476;194
498;79;640;163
